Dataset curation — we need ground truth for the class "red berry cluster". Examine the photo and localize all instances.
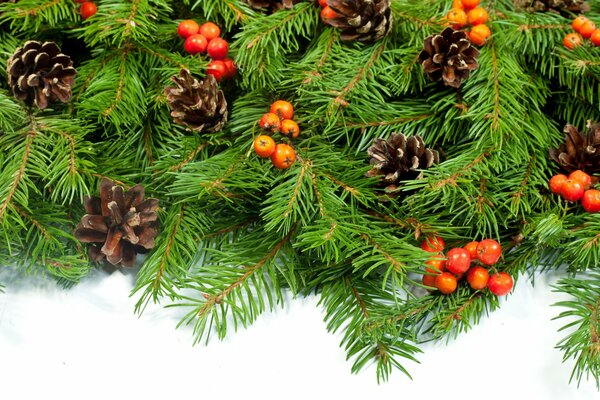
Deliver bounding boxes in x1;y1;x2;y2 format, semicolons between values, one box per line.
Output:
564;15;600;49
420;235;514;297
549;170;600;212
253;101;300;170
317;0;340;22
75;0;97;20
177;20;235;82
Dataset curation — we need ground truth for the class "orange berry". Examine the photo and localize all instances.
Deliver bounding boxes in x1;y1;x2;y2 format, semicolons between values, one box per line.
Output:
271;143;296;169
425;258;446;274
446;8;468;29
280;119;300;139
572;16;589;33
259;112;281;133
270;100;294;120
564;32;583;49
461;0;481;10
466;266;489;290
423;273;437;289
469;24;491;46
591;29;600;46
569;170;592;190
467;7;488;26
253;135;276;158
435;272;458;295
452;0;464;10
464;241;479;259
580;20;596;39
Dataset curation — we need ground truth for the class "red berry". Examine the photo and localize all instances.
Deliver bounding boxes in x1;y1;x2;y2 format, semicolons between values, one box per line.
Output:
318;0;328;6
476;239;502;265
560;179;584;202
80;1;97;19
222;58;236;79
207;38;229;60
549;174;568;195
464;241;479;259
466;266;489;290
177;20;199;39
435;272;458;295
320;6;340;19
582;189;600;213
184;34;208;55
445;248;471;274
280;119;300;139
488;272;514;296
207;60;227;82
568;170;592;190
199;22;221;41
420;235;445;253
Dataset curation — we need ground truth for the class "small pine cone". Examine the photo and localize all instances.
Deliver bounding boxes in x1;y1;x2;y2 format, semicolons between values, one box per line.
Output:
419;27;480;89
164;69;228;133
74;178;160;267
513;0;590;14
6;41;76;109
549;121;600;175
244;0;302;13
367;133;440;193
323;0;393;42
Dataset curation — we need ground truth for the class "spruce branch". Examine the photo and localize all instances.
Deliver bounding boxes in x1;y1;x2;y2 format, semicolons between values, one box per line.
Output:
554;274;600;389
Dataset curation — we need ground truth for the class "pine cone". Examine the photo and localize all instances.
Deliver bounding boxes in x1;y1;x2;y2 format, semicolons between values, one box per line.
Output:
6;41;76;109
74;178;160;267
367;133;440;193
322;0;393;42
164;69;228;133
419;27;480;89
513;0;590;14
244;0;302;13
550;121;600;174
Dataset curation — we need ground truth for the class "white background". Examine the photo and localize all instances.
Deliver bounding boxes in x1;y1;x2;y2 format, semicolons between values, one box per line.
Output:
0;267;598;400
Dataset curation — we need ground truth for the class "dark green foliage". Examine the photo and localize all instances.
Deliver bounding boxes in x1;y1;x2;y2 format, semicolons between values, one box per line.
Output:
1;0;600;386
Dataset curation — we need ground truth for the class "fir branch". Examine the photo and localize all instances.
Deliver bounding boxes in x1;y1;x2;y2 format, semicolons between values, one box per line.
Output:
554;274;600;389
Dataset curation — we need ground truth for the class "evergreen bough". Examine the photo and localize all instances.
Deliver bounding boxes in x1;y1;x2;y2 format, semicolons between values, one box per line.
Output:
0;0;599;386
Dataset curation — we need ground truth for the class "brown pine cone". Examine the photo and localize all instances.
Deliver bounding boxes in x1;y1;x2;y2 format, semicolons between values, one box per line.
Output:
74;178;160;267
6;41;76;109
322;0;393;42
550;121;600;175
419;27;480;89
367;133;440;193
164;69;228;133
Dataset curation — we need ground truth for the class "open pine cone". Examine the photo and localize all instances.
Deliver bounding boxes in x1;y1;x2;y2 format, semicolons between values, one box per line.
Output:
6;41;76;109
550;121;600;175
322;0;392;42
244;0;301;13
164;69;228;133
513;0;590;14
367;133;440;193
74;179;160;267
419;27;480;89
